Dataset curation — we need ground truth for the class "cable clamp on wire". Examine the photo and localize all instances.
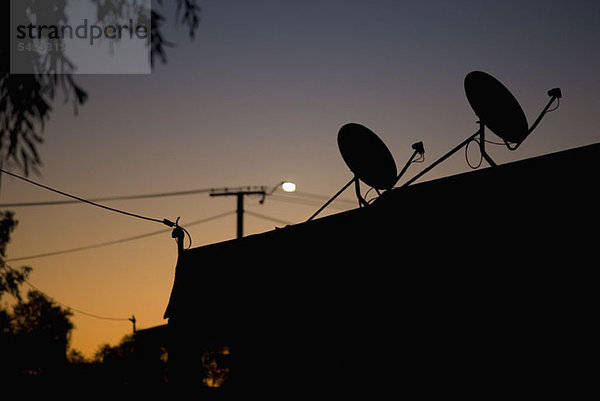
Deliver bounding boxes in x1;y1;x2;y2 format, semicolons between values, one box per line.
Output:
171;217;183;239
170;217;192;250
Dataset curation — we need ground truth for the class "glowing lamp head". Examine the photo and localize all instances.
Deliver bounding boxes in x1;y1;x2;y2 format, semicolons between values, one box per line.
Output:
281;181;296;192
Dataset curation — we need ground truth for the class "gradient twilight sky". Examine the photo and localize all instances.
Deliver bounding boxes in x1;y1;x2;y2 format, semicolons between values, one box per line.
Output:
2;0;600;357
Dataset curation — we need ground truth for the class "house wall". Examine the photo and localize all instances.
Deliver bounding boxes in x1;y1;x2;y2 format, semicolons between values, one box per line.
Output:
165;143;599;395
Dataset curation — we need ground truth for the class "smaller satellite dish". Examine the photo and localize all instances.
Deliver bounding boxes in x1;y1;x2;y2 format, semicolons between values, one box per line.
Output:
337;123;398;190
307;122;425;221
465;71;529;144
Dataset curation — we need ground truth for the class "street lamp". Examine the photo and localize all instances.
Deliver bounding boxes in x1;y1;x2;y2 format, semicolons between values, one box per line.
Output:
281;181;296;193
211;181;296;239
261;180;296;202
260;181;296;204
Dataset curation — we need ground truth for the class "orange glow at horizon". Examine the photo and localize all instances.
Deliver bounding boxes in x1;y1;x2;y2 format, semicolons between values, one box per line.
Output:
2;0;599;359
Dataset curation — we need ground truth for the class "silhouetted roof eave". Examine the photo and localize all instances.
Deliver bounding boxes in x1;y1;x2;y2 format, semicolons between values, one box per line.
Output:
164;142;600;320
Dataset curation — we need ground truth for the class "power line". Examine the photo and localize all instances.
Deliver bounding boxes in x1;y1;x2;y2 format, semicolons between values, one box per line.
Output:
245;210;293;225
3;263;130;322
268;194;353;209
1;191;354;211
6;211;235;262
1;209;289;320
0;187;215;207
290;190;357;205
0;168;176;227
0;184;357;208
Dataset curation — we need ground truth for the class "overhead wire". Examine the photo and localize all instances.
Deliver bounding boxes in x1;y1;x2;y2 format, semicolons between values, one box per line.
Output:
3;263;131;322
244;210;293;226
0;187;215;207
0;173;348;319
0;168;357;256
1;210;240;321
268;194;352;209
0;168;177;228
287;190;356;205
6;211;235;262
0;182;358;210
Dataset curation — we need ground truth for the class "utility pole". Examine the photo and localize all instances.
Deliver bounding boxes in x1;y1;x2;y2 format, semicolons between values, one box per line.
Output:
129;314;137;334
210;187;266;239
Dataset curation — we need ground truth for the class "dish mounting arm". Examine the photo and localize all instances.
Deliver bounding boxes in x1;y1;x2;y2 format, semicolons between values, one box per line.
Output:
506;88;562;151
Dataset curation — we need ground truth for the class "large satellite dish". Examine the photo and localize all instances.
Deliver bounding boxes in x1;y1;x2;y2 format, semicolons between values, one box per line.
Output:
307;123;424;221
401;70;561;187
465;71;529;145
337;123;398;190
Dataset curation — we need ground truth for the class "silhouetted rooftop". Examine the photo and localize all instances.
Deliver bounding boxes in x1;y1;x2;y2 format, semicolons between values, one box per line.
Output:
164;142;599;392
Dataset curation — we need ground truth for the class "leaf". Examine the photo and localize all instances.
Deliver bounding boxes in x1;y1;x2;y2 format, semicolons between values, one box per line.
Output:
20;149;29;176
24;135;42;164
74;84;88;105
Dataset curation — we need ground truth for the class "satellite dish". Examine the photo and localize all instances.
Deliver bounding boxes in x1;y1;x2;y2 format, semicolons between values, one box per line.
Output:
401;70;561;187
306;123;425;221
464;71;529;145
337;123;397;190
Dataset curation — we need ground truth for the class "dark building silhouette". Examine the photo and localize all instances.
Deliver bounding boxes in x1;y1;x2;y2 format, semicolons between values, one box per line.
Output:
133;324;170;385
165;143;598;395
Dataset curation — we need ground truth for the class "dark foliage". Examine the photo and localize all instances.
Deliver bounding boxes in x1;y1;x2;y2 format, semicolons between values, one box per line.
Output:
0;290;74;384
0;1;86;176
0;211;31;302
0;0;200;176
